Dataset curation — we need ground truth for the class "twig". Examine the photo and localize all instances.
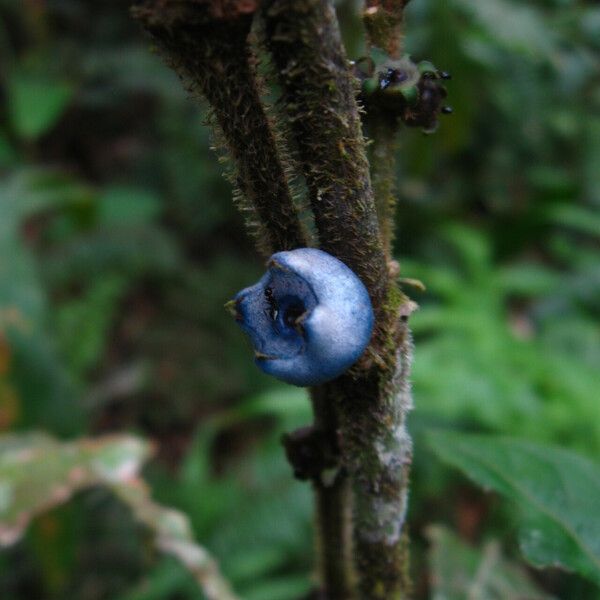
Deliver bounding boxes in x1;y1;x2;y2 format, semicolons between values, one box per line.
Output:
367;112;401;261
282;392;353;597
364;0;412;57
132;0;307;255
311;388;354;598
263;1;414;597
363;0;411;259
132;2;350;595
262;0;388;307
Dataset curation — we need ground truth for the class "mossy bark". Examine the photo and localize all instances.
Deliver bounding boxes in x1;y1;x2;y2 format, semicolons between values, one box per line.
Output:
314;299;413;599
263;1;413;597
364;0;411;57
262;0;388;307
133;2;350;596
132;0;306;255
367;112;401;261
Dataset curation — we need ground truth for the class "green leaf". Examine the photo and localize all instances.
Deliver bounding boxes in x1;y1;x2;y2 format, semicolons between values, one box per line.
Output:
7;72;74;139
0;170;87;433
0;169;94;238
427;525;552;600
498;264;561;297
41;227;180;287
0;433;239;600
426;431;600;586
0;433;150;544
226;387;311;427
242;575;311;600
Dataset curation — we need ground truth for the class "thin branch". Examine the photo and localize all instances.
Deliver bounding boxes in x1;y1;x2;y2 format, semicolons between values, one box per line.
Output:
310;388;354;598
367;112;401;261
364;0;411;57
132;0;307;254
263;1;414;597
282;391;353;597
262;0;388;307
362;0;411;259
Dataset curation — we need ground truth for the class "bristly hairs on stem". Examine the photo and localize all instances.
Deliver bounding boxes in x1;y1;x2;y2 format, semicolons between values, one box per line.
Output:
262;0;415;597
361;0;411;261
131;0;307;256
252;19;319;242
262;0;388;308
363;0;412;58
133;0;417;597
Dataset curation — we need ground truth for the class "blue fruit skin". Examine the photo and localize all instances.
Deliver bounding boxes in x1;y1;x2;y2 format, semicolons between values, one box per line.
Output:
233;248;374;386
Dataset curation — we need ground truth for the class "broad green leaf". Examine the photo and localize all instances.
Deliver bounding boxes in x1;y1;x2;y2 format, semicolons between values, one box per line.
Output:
6;325;83;435
0;169;93;239
226;387;311;426
426;431;600;586
242;575;311;600
427;525;552;600
41;227;180;287
497;264;561;297
0;433;150;544
7;72;74;139
548;205;600;239
0;433;238;600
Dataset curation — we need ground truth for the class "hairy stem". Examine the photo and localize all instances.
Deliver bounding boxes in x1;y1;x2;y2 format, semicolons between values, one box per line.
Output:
132;0;306;254
133;0;415;596
314;479;352;595
364;0;411;57
263;0;388;307
330;310;414;599
283;390;354;597
310;388;353;598
358;1;414;591
367;113;401;260
263;1;413;597
364;0;410;259
133;1;350;594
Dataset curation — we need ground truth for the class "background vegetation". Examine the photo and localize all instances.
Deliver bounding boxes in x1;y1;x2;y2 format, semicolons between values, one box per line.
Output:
0;0;599;598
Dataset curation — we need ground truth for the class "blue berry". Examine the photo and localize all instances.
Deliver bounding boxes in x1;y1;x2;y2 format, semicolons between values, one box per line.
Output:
231;248;374;386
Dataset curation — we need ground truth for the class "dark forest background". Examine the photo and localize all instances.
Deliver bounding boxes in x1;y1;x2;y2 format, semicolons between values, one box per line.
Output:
0;0;599;598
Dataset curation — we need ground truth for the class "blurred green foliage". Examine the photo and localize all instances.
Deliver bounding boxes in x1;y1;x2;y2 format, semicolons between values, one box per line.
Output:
426;525;552;600
0;0;599;598
427;431;600;587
